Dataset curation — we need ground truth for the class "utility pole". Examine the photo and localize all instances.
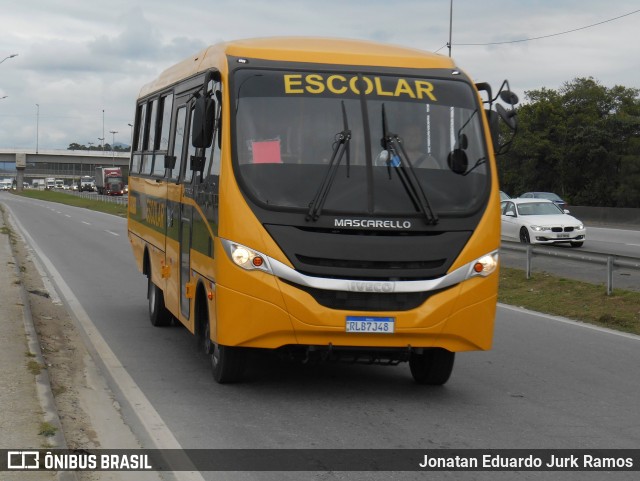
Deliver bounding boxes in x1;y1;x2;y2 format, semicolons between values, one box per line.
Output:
110;130;118;166
448;0;453;57
102;109;105;152
35;104;39;154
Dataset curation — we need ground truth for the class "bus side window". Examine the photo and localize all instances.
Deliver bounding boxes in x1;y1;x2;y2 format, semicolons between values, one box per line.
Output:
140;99;155;175
130;154;142;174
130;103;146;174
135;103;146;152
152;93;173;176
204;87;222;180
183;107;196;184
170;106;187;180
143;98;158;175
158;94;173;151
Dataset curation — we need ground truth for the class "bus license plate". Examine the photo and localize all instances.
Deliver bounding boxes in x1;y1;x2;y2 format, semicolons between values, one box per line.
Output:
346;316;395;334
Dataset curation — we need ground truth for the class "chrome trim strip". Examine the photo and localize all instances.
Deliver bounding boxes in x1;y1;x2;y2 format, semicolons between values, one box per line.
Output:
269;256;475;294
221;237;497;294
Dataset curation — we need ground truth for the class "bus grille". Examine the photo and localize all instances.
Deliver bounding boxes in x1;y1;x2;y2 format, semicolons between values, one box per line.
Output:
296;254;445;271
284;281;442;311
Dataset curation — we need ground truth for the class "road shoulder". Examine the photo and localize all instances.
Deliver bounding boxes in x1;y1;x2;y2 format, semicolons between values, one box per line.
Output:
1;201;162;481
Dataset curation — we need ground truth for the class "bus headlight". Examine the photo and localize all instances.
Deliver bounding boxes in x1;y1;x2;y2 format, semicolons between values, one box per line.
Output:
231;246;251;266
221;239;273;273
467;252;499;278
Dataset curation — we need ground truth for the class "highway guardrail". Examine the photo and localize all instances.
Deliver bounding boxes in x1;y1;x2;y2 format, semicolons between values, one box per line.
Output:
500;241;640;295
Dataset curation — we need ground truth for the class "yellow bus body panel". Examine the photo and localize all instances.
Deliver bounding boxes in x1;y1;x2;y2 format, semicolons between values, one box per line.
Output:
129;37;501;356
139;37;456;99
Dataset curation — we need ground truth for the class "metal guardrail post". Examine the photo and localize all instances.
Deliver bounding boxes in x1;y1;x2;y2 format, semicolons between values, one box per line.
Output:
500;240;640;295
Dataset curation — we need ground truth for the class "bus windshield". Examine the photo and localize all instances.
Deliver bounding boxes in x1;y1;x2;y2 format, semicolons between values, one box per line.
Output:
233;69;490;218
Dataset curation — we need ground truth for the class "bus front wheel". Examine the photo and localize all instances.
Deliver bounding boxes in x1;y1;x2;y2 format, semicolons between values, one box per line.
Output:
211;344;247;384
148;279;172;327
409;348;455;385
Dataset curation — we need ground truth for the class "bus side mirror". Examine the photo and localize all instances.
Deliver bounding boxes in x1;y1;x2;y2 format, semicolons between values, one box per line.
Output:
447;148;469;175
496;103;517;131
485;109;500;149
192;96;215;149
190;155;205;172
164;155;176;170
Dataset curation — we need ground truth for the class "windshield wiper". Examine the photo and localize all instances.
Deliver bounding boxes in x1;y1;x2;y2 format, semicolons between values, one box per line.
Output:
380;104;438;225
306;101;351;221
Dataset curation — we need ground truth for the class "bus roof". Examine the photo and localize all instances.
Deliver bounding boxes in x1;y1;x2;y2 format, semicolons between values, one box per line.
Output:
139;37;457;98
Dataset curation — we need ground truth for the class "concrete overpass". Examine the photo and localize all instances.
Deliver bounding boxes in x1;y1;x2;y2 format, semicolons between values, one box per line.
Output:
0;149;130;186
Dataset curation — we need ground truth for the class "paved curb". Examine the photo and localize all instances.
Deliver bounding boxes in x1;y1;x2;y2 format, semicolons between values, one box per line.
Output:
2;207;77;481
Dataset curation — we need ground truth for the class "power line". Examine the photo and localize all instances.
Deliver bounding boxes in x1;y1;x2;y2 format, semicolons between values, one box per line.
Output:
434;43;448;54
453;9;640;47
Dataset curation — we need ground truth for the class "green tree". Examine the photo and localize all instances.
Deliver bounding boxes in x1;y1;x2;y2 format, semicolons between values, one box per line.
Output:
499;77;640;207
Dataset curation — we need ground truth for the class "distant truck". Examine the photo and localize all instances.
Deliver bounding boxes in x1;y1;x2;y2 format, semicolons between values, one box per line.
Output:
32;179;46;190
45;177;56;190
55;179;64;189
95;167;125;196
79;176;96;192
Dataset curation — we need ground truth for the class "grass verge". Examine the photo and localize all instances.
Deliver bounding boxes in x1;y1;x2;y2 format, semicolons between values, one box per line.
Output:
38;422;58;437
499;267;640;335
27;360;43;376
14;189;127;217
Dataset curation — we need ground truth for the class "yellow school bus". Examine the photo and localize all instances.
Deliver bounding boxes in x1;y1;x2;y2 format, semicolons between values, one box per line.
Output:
127;37;518;384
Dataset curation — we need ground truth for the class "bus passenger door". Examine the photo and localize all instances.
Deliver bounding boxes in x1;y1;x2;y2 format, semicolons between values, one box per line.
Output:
165;103;188;324
179;102;199;322
180;205;193;320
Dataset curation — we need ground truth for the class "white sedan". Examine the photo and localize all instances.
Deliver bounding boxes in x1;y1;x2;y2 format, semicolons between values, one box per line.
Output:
501;198;586;247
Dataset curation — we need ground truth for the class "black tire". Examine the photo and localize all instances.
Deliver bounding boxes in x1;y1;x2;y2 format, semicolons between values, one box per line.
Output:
211;343;247;384
199;307;213;355
148;278;172;327
570;241;584;248
409;348;455;385
519;227;531;244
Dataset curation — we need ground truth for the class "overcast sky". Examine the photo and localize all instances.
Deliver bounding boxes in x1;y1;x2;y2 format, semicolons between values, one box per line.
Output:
1;0;639;150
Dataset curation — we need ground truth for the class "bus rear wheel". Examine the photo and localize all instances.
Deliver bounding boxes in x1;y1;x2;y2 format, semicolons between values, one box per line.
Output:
211;344;247;384
409;348;455;385
148;279;172;327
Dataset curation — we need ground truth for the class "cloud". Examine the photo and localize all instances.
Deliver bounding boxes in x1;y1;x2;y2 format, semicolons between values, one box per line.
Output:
1;0;640;150
89;7;163;61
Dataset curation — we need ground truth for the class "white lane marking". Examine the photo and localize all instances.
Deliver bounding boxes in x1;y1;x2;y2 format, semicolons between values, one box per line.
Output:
499;303;640;341
105;230;119;236
7;207;205;481
65;214;71;218
82;221;91;225
5;214;63;307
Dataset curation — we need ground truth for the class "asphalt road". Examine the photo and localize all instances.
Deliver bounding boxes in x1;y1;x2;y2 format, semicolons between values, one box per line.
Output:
2;191;639;481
